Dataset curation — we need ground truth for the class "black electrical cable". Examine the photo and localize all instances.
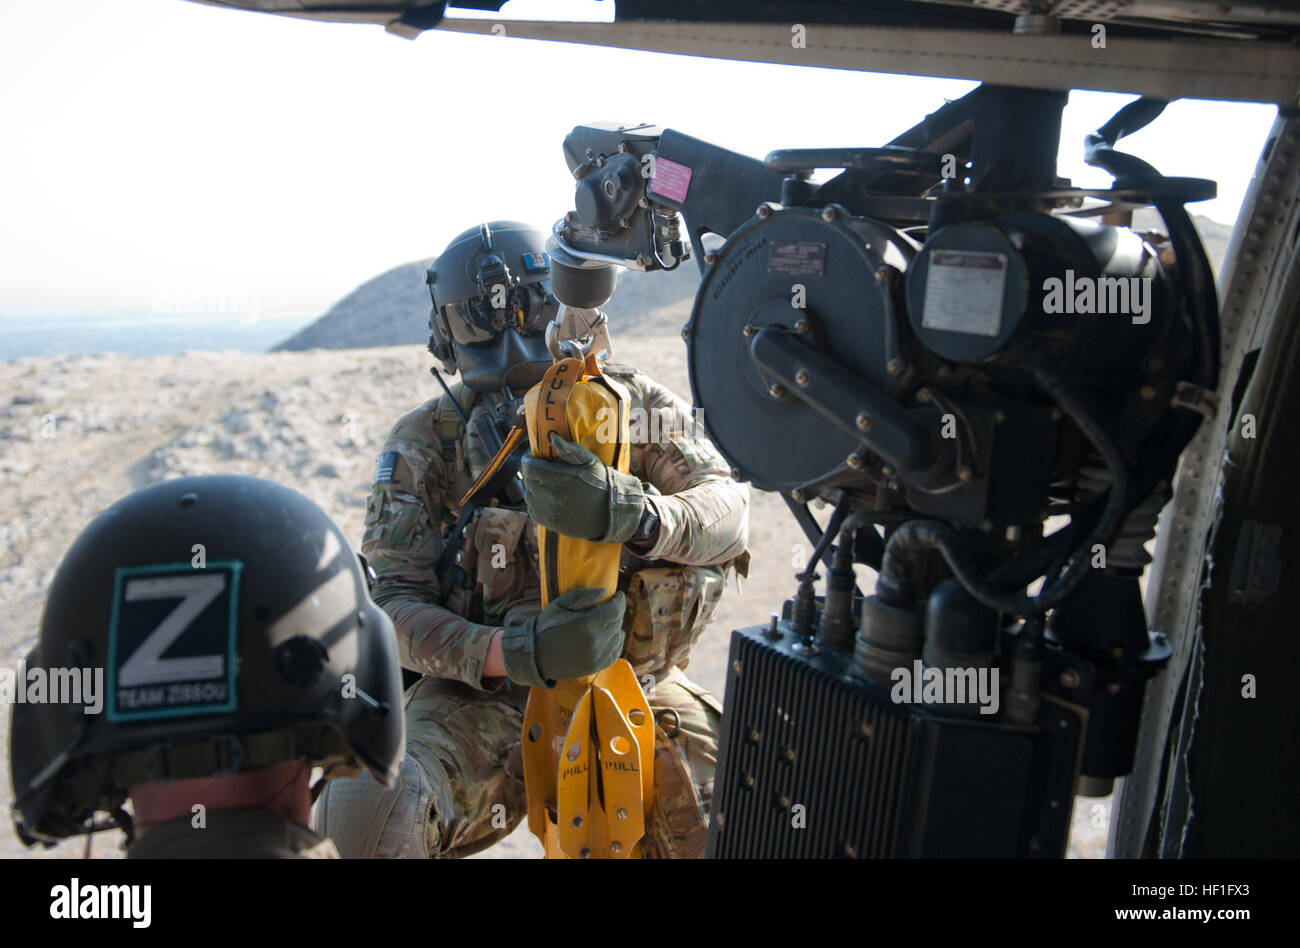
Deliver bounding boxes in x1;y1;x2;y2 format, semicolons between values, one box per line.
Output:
878;350;1129;616
935;96;1218;614
430;367;472;428
1135;198;1221;506
831;511;875;575
1019;351;1130;590
805;494;853;577
988;501;1094;591
814;510;877;643
1084;98;1169;185
1085;96;1220;501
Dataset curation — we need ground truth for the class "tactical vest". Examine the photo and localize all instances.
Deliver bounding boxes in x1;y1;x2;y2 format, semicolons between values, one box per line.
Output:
432;380;728;681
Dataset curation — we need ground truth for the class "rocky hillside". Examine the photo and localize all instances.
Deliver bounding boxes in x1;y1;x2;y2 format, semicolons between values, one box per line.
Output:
273;258;702;353
271;259;435;351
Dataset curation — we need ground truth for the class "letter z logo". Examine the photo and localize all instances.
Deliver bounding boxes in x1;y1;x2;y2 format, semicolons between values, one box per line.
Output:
118;574;227;687
107;562;241;721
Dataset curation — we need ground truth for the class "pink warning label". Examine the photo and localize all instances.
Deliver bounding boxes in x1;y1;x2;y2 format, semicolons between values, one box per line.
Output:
648;157;692;203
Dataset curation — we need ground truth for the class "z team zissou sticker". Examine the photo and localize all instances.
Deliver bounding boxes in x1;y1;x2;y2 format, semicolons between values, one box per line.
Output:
106;561;242;722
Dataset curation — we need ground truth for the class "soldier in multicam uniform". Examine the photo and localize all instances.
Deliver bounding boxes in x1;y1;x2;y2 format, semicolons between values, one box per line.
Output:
314;221;749;858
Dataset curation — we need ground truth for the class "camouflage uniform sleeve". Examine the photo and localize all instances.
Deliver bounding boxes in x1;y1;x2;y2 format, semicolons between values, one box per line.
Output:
620;371;749;566
362;400;501;691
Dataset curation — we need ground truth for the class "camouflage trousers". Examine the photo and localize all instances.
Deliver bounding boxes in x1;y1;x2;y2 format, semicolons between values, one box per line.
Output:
313;666;722;859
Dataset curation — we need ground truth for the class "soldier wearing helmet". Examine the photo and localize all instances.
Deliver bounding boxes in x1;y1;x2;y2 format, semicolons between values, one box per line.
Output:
8;475;404;858
314;220;749;858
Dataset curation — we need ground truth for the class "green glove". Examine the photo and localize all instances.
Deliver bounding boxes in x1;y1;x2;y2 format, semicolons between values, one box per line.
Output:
500;587;627;688
521;434;646;543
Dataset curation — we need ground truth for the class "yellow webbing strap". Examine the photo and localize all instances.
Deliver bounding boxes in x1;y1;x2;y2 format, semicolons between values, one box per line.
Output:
520;354;653;859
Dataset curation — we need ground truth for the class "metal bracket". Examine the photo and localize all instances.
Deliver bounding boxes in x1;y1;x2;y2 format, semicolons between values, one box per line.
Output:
1170;381;1221;422
546;307;613;363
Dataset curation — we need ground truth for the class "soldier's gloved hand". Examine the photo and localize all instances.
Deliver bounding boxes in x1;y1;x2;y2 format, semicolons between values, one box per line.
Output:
522;434;645;543
500;587;627;688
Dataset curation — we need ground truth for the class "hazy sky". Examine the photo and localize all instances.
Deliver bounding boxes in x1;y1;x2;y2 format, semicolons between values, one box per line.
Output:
0;0;1279;322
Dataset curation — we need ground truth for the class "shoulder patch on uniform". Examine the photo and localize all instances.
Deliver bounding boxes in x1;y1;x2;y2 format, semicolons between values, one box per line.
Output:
600;361;639;377
374;451;399;484
106;561;241;722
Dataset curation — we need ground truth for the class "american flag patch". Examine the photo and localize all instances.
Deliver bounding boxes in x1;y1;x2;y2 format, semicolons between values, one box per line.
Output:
374;451;399;484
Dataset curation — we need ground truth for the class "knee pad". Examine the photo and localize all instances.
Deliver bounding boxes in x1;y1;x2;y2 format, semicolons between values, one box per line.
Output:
313;753;437;859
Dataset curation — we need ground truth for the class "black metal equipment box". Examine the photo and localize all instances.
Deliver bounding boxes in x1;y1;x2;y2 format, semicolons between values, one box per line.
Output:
707;622;1082;858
